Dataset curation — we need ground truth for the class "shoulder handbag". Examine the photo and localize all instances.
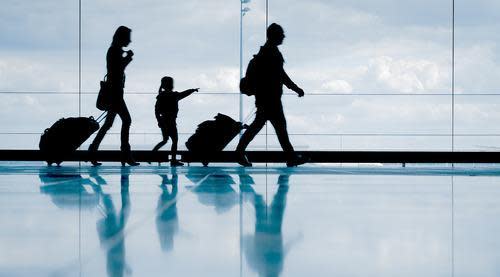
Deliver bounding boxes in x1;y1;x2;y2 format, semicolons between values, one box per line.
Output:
96;75;112;111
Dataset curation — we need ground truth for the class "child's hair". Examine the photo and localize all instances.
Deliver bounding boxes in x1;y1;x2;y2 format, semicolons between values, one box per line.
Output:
160;76;174;92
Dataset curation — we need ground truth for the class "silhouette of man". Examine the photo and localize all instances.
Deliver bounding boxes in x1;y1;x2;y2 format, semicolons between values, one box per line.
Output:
237;23;307;167
89;26;139;167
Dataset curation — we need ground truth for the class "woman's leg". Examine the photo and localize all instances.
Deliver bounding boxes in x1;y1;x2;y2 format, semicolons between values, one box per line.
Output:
89;112;117;151
116;100;139;165
116;100;132;153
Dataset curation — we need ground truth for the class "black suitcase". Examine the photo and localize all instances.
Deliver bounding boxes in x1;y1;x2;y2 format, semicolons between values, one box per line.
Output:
39;113;105;166
186;113;244;166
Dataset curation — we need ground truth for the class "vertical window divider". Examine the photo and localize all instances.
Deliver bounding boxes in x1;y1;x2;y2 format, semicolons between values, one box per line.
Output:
452;0;455;152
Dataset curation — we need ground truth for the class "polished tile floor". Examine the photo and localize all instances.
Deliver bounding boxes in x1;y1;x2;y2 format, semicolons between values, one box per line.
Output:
1;162;500;276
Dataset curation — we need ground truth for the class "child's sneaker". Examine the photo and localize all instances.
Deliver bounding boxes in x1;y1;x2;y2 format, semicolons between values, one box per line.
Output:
170;160;184;167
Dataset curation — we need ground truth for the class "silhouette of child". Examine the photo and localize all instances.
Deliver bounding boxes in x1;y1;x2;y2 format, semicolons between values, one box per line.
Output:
152;76;198;166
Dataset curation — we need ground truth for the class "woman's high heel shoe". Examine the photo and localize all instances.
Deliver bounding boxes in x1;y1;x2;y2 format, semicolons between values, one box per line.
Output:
120;149;140;166
88;146;102;166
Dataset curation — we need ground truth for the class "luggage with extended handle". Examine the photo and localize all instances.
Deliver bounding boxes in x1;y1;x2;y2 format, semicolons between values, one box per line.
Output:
39;112;107;166
185;113;246;166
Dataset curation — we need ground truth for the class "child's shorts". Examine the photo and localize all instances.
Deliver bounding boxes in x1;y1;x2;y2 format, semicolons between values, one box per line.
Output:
158;118;177;139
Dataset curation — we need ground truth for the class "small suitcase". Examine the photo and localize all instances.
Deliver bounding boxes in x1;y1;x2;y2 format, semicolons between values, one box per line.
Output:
39;113;106;166
186;113;244;166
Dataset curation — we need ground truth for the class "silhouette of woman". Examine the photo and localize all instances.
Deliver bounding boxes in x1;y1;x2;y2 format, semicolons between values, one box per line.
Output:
89;26;139;166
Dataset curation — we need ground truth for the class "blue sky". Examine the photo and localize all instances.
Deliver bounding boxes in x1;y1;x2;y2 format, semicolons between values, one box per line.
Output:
0;0;499;151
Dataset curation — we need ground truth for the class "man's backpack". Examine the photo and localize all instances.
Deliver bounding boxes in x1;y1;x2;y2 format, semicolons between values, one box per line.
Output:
239;55;260;96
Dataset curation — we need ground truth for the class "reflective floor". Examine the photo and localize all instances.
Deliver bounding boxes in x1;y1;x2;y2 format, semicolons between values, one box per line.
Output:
1;162;500;276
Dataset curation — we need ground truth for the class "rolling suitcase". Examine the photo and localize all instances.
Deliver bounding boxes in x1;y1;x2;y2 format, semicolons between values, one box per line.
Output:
39;112;106;166
186;113;245;166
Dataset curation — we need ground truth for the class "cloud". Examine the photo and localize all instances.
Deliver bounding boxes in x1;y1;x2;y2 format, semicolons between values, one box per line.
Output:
0;56;78;92
455;43;500;92
366;56;445;93
321;80;353;94
195;67;239;92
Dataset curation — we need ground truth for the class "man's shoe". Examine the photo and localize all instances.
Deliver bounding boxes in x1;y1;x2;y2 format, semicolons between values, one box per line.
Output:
286;154;308;167
237;153;252;167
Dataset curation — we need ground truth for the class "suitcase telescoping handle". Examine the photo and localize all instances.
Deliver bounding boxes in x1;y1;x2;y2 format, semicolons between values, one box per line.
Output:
240;108;257;129
243;108;256;125
95;111;107;124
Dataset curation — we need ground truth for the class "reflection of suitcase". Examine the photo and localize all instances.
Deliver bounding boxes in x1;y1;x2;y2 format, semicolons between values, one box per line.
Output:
186;113;244;166
39;173;100;209
39;113;106;166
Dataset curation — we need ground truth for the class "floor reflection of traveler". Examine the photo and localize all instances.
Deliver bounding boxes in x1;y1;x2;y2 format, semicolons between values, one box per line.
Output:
241;173;301;277
38;168;131;277
156;168;180;252
95;167;132;277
